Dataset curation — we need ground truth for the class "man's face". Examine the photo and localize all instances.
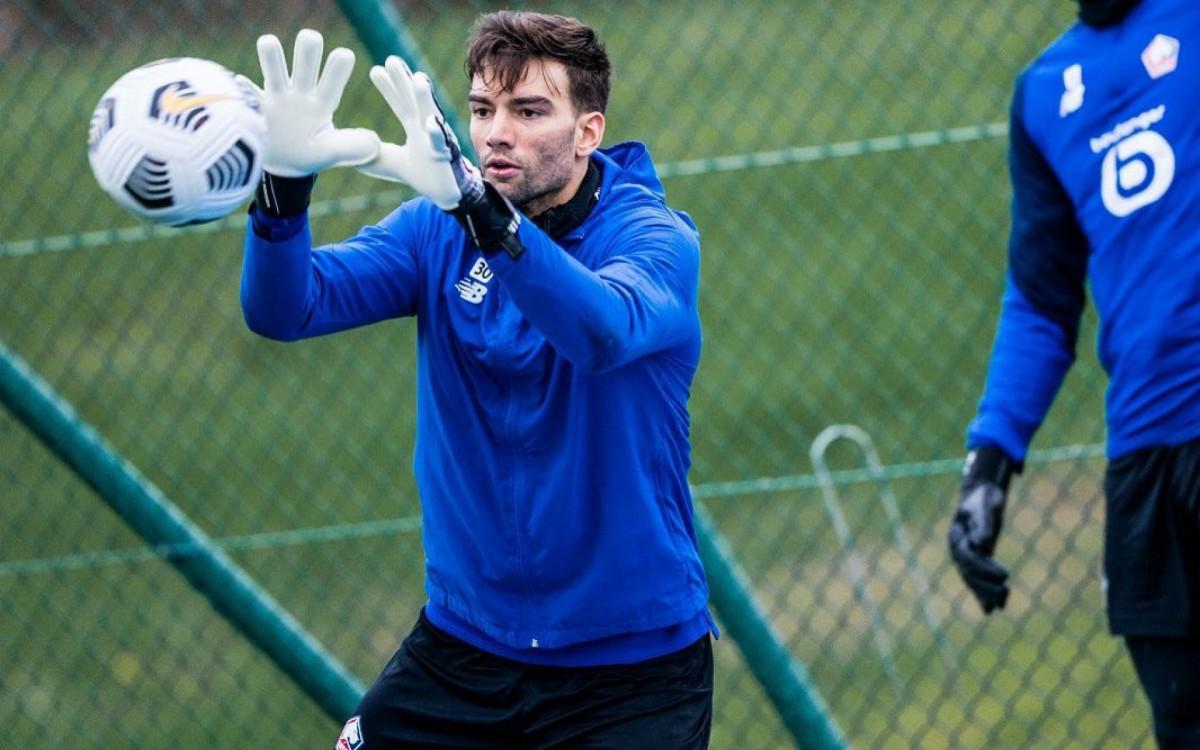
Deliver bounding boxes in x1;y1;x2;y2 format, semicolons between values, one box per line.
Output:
468;60;584;215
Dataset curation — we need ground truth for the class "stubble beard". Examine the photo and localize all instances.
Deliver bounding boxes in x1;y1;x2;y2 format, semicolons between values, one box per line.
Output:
490;126;577;217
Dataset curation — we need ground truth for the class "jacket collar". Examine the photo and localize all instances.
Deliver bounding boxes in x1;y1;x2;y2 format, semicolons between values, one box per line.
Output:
529;160;602;240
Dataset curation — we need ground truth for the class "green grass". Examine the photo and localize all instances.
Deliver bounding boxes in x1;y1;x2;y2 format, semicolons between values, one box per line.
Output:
0;1;1146;748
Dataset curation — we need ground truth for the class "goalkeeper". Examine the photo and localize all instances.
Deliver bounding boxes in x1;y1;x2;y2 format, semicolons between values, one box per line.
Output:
239;11;714;749
947;1;1200;746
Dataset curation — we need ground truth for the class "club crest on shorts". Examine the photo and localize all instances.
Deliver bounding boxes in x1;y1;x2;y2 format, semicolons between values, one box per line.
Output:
335;715;364;750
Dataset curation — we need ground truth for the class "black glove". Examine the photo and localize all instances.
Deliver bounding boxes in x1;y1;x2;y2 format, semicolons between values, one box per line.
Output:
948;445;1020;613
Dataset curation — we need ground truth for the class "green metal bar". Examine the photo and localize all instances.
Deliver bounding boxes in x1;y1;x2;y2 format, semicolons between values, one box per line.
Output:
336;0;475;162
658;122;1008;178
695;501;850;750
0;515;425;578
0;123;1011;259
0;340;364;722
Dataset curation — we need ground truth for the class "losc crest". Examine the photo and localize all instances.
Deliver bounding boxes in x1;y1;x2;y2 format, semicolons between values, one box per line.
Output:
335;715;364;750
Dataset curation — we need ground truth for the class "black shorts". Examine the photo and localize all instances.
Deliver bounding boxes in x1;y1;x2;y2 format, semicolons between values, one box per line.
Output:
1103;439;1200;636
340;609;713;749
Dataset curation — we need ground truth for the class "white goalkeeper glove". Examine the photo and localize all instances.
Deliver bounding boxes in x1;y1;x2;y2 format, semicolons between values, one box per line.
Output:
237;29;379;178
359;56;525;258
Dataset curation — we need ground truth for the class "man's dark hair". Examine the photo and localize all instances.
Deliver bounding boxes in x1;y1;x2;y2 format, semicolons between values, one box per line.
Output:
1076;0;1141;27
465;11;611;114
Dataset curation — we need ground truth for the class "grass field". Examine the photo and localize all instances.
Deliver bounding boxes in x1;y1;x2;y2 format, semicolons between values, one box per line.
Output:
0;1;1149;748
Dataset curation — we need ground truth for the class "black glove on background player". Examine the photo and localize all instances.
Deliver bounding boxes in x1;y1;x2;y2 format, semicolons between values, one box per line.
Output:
948;445;1020;613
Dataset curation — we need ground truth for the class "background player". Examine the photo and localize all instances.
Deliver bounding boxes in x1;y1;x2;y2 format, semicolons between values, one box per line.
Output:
948;1;1200;746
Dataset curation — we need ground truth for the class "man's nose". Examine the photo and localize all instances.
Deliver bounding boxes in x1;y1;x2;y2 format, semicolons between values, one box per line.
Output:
485;110;516;150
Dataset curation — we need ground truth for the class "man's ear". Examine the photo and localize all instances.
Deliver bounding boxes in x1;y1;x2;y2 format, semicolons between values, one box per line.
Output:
576;111;605;158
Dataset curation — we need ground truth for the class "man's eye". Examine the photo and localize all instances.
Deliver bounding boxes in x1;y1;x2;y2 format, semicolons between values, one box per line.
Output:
472;107;491;117
521;109;542;118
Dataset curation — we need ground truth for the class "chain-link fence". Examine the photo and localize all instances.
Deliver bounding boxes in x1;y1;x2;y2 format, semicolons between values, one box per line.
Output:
0;1;1152;747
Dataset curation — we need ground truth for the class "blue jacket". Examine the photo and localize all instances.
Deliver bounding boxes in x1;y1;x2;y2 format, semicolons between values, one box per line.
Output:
969;0;1200;460
241;142;711;664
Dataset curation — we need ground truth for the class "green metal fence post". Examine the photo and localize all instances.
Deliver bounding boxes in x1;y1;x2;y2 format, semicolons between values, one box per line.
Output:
0;341;365;723
695;502;850;750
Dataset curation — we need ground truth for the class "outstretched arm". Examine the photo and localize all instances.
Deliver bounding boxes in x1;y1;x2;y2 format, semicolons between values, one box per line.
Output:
237;30;421;341
240;205;424;341
484;215;700;373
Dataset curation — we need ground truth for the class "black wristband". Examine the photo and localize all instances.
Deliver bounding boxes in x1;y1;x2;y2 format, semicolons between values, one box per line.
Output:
962;445;1021;491
451;181;525;259
253;172;316;218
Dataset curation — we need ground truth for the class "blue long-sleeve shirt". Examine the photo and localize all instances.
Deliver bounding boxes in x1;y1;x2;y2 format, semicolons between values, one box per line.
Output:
969;0;1200;460
241;142;713;666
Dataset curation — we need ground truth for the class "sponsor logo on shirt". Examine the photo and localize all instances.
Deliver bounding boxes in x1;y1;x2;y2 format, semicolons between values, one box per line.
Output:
1089;105;1165;154
1090;106;1174;218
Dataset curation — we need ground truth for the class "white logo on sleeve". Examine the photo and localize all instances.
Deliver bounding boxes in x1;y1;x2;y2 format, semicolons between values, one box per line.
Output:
455;257;493;304
1059;64;1084;117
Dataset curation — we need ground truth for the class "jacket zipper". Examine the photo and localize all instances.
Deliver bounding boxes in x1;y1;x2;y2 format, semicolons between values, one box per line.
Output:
503;349;539;647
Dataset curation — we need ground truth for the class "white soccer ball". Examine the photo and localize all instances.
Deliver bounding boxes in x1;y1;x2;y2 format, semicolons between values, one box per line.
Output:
87;57;266;226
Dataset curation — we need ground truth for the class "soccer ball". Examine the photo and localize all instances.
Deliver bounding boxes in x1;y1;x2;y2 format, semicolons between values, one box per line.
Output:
87;57;266;226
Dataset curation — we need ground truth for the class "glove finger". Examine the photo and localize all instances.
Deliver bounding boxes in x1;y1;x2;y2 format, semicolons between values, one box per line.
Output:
370;63;415;131
290;28;324;92
989;584;1010;612
384;53;414;81
319;128;381;169
368;64;397;103
315;47;356;112
234;73;264;102
415;74;462;157
383;56;421;126
971;578;1010;613
256;34;289;94
952;546;1010;588
424;115;453;160
412;72;449;133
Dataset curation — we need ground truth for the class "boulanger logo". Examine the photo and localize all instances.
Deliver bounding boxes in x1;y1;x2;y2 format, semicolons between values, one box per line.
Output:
1090;105;1174;218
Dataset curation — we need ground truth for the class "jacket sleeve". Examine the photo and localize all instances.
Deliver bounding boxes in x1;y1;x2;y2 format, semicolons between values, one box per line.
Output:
240;203;424;341
967;74;1089;461
484;210;700;373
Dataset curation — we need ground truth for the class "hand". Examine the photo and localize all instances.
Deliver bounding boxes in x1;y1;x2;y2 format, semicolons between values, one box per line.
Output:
359;56;523;258
357;55;484;211
237;29;379;177
948;445;1018;613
